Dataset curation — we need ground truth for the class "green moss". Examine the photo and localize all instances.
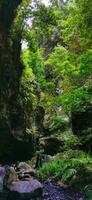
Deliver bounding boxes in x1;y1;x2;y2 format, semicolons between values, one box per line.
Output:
49;116;70;132
53;130;81;151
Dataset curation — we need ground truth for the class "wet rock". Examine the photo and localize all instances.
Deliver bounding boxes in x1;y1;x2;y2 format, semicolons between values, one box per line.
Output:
0;167;6;192
4;166;18;189
18;173;31;180
8;179;43;199
16;162;35;180
17;162;34;172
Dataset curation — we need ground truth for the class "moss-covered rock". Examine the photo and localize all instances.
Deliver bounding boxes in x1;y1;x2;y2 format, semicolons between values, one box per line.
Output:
71;105;92;151
40;136;64;155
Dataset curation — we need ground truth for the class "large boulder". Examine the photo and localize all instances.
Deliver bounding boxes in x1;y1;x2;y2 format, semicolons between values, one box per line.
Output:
71;105;92;151
8;179;43;199
40;136;64;155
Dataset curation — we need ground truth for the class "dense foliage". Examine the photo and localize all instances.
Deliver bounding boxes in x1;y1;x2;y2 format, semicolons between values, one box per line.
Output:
19;0;92;195
0;0;91;196
21;0;92;135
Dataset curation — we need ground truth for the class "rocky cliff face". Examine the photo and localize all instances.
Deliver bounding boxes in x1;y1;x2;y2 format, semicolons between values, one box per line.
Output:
0;0;38;163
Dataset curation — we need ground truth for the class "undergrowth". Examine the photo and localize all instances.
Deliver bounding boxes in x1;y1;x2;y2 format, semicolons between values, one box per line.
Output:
36;150;92;199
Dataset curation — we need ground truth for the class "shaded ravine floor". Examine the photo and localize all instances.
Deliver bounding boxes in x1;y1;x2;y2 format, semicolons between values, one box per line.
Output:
43;181;87;200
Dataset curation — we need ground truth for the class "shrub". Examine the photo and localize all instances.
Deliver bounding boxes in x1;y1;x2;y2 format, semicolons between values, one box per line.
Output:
49;116;69;131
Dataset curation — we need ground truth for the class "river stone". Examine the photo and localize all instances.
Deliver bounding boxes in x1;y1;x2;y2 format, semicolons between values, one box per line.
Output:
4;166;19;190
8;179;43;199
16;162;35;176
17;162;31;170
0;167;6;192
